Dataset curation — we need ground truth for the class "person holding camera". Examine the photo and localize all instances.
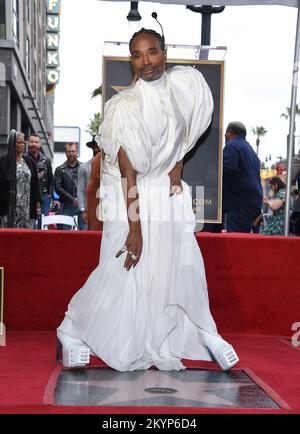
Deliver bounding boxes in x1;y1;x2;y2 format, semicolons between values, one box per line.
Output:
25;133;53;228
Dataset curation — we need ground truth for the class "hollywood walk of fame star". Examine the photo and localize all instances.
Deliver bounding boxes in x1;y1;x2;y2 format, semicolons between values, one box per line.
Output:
56;368;277;408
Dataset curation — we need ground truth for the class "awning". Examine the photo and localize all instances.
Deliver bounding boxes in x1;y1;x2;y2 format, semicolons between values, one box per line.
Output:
96;1;297;7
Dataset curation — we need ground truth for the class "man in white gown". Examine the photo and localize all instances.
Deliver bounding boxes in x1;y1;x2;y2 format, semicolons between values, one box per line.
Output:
57;28;239;372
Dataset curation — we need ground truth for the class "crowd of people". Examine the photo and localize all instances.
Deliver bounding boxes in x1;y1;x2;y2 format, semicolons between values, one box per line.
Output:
0;83;299;236
0;124;299;235
0;127;299;236
0;132;102;231
211;121;300;236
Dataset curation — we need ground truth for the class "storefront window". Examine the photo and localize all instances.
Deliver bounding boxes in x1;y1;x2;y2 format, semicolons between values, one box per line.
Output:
0;0;5;39
26;36;31;75
26;0;30;24
12;0;20;47
33;1;37;48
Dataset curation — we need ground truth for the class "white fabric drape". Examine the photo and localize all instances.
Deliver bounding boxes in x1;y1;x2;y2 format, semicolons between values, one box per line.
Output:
58;67;231;371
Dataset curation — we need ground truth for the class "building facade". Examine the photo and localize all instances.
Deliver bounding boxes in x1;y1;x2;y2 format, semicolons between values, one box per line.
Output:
0;0;59;159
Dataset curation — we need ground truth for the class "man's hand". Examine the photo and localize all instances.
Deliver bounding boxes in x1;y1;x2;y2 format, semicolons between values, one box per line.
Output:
168;160;183;196
116;222;143;271
37;170;45;179
80;211;88;224
72;198;79;208
117;147;142;270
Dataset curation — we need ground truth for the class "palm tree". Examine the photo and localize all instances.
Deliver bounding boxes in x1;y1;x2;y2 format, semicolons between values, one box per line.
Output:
281;105;300;156
86;86;103;136
251;126;267;156
280;104;300;120
91;85;102;99
86;112;101;136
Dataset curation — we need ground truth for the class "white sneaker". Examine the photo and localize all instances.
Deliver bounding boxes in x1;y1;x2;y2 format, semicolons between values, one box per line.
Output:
57;330;90;368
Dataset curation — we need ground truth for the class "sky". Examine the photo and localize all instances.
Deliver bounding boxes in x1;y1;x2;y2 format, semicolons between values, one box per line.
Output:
54;0;299;164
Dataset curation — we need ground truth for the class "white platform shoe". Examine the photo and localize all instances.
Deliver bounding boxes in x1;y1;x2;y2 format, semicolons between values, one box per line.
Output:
213;344;239;370
56;330;91;368
200;331;239;371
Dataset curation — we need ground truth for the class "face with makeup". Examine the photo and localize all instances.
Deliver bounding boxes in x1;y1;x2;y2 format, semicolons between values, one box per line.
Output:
130;33;167;82
16;133;25;155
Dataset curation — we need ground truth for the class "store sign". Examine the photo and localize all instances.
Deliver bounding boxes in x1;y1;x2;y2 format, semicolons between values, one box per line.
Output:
47;34;60;49
46;0;61;86
47;15;60;32
47;51;60;68
46;0;60;14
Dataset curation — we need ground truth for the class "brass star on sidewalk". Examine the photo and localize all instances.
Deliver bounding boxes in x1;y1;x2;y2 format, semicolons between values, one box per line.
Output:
56;368;278;408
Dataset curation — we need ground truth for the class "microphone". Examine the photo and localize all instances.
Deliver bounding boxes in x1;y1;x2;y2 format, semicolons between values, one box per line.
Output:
151;12;165;48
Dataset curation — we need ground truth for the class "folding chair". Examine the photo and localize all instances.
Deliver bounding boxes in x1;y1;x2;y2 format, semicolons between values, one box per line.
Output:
41;214;78;230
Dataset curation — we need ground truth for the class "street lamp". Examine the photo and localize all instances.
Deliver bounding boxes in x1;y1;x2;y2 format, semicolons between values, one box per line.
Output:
127;2;142;22
186;5;225;59
127;1;141;31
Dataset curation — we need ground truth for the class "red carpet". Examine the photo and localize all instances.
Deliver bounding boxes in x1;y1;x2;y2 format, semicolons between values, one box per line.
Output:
0;229;300;413
0;331;299;413
0;230;299;335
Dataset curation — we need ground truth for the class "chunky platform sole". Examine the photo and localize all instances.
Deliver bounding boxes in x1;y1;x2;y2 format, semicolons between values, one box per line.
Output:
214;345;239;371
56;332;90;368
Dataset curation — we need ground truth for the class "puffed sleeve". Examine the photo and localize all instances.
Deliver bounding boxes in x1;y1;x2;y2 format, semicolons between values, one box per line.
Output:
96;91;152;176
169;66;213;161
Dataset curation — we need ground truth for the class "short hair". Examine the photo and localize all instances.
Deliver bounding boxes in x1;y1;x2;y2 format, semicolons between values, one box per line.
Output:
16;132;25;141
129;28;165;54
28;133;40;140
226;122;247;138
65;142;78;150
269;176;286;193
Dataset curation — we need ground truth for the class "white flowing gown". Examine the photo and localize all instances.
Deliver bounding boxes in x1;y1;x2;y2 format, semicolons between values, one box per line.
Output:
58;66;222;371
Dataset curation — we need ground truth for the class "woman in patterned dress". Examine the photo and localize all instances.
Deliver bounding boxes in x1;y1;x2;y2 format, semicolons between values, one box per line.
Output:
0;132;41;228
261;176;292;236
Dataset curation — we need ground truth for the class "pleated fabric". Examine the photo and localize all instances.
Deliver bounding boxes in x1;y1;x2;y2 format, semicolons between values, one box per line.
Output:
58;66;222;371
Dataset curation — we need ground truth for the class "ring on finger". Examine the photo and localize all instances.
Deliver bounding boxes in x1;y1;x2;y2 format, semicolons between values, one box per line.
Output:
131;254;138;261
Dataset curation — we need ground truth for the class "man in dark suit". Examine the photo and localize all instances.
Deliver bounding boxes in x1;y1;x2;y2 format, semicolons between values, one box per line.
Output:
222;121;263;232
